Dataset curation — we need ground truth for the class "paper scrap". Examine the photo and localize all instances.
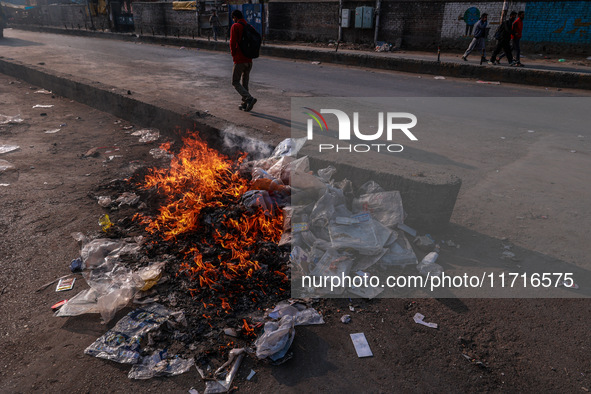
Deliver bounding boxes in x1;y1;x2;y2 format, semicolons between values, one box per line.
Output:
247;369;256;380
32;104;54;108
45;129;61;134
413;313;438;329
56;277;76;292
350;333;373;358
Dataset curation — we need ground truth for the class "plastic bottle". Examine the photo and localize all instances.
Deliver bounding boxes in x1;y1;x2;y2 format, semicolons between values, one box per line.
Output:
417;245;443;277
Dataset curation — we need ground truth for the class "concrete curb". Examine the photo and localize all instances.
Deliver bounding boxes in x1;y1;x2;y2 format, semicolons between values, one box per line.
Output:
10;25;591;91
0;55;461;230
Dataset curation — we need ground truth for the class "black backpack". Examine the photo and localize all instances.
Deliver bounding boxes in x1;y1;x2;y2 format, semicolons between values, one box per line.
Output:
238;21;262;59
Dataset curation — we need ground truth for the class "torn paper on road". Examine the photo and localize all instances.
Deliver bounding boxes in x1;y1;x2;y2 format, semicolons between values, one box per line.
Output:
413;313;438;329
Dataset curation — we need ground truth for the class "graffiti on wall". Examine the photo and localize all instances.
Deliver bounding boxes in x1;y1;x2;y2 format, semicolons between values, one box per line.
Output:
523;1;590;43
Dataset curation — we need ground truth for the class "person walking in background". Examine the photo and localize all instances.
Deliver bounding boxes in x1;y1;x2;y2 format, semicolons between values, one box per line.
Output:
511;11;525;66
489;11;516;65
209;10;220;41
230;9;257;112
462;13;488;63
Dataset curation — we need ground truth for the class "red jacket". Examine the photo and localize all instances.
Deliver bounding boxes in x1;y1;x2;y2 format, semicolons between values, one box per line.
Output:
230;18;253;64
513;17;523;39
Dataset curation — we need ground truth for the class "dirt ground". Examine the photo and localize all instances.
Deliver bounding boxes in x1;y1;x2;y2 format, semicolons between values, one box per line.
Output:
1;72;590;393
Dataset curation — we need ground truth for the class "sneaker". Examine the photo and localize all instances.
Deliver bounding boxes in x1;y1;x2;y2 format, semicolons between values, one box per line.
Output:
238;102;246;111
244;97;257;112
462;56;467;61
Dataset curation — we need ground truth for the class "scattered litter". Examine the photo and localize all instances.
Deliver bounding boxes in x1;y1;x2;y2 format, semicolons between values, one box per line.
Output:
414;234;435;250
200;348;245;393
0;115;24;124
0;160;15;171
341;314;351;324
131;129;160;143
528;130;535;133
128;349;194;379
398;223;417;237
97;196;112;207
558;59;566;62
44;128;60;134
417;246;442;277
70;257;83;273
311;61;321;65
0;183;10;187
34;89;52;94
562;280;579;290
85;303;173;363
32;104;54;108
254;315;295;362
108;155;123;161
375;42;392;52
477;80;501;85
149;148;174;160
0;145;20;155
98;214;113;232
350;333;373;357
267;301;325;325
36;274;73;292
223;327;238;337
56;277;76;292
570;150;577;153
501;250;516;260
116;192;140;207
137;261;166;291
189;388;199;394
349;305;355;312
51;300;68;310
462;353;487;368
434;76;446;80
413;313;438;329
246;369;256;381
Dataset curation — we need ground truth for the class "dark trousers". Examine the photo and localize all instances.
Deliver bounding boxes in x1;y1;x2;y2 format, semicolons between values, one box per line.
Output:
513;37;521;62
232;62;253;102
491;40;513;64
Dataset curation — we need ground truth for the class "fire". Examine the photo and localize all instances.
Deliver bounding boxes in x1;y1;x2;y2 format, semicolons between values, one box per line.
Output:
136;133;285;308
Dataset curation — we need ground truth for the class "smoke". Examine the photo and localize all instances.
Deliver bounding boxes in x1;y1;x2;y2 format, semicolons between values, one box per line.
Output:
221;125;274;160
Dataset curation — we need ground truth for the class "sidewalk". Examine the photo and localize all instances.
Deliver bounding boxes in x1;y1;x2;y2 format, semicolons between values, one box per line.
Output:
10;24;591;90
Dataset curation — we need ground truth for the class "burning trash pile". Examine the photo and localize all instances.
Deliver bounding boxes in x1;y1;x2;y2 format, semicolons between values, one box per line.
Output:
49;131;440;386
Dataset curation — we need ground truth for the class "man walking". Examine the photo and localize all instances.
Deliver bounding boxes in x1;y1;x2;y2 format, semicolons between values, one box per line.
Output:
230;9;257;112
462;13;488;62
209;10;220;41
489;11;516;65
512;11;525;66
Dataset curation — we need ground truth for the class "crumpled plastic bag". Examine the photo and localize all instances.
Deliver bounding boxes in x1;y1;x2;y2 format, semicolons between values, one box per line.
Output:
352;191;405;227
267;300;325;325
84;303;172;364
271;137;307;157
128;349;194;379
254;315;295;361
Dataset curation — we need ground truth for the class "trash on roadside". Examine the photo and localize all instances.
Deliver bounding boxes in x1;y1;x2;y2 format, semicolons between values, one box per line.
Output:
44;128;60;134
116;192;140;207
0;115;24;124
128;349;194;379
501;250;516;260
434;76;446;80
246;369;256;381
413;313;438;329
0;145;20;155
223;327;238;337
97;196;112;207
32;104;54;108
254;315;295;361
132;129;160;143
414;234;435;250
375;42;392;52
341;314;351;324
0;159;15;171
189;388;199;394
149;148;174;160
311;61;321;65
69;257;83;273
56;277;76;292
398;223;417;237
199;348;245;394
417;246;443;277
98;214;113;232
562;280;579;290
558;59;566;62
137;261;166;291
51;300;68;310
84;303;173;363
462;353;487;369
34;89;52;94
477;80;501;85
350;333;373;357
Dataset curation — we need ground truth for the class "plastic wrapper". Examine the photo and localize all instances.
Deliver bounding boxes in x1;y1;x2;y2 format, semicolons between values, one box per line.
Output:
116;192;140;207
199;349;245;394
84;303;173;364
267;301;325;325
137;261;166;291
352;191;404;227
358;180;385;195
328;218;391;255
0;115;24;124
309;249;354;295
317;166;337;183
128;349;194;379
271;137;307;157
254;315;295;361
268;156;309;185
0;145;20;155
379;232;418;268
